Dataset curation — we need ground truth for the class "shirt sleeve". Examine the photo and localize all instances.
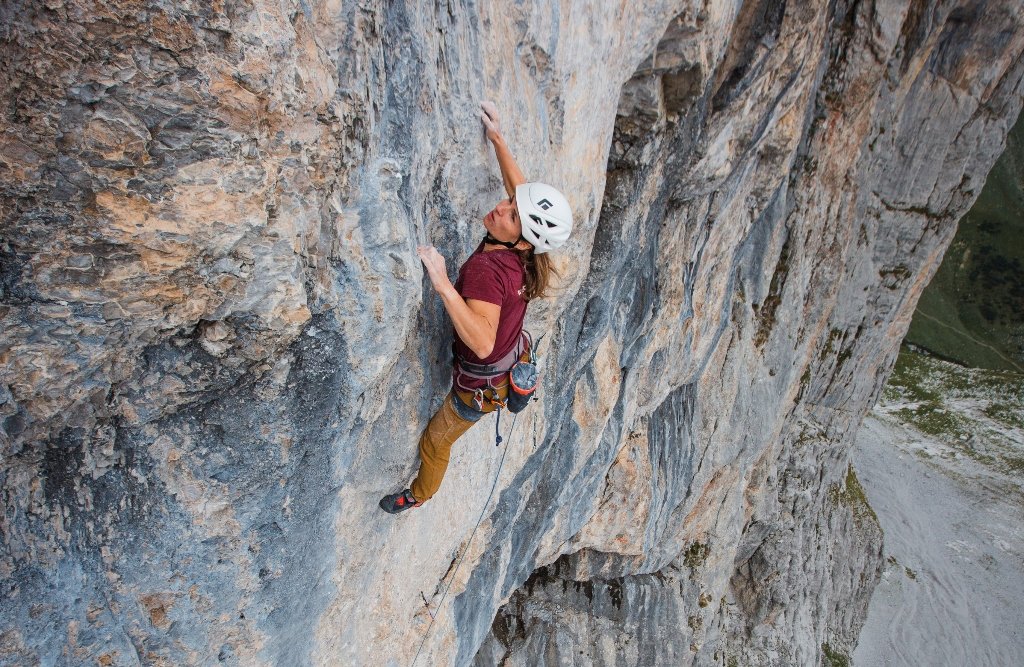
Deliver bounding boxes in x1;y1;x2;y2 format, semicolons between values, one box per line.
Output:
458;255;507;306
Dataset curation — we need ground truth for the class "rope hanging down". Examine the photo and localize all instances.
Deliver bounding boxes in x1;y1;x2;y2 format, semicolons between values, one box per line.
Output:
410;409;519;667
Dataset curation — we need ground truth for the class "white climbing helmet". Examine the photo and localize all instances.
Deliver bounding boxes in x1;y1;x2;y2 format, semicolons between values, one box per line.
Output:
515;182;573;254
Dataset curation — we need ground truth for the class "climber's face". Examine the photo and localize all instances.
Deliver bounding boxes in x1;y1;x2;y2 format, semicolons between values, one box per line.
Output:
483;195;522;243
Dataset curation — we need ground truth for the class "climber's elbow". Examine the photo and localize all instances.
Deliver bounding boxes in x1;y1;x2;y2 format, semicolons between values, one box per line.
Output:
472;340;494;360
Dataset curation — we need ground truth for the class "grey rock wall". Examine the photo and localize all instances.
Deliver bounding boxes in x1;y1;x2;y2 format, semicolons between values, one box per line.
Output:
0;0;1021;665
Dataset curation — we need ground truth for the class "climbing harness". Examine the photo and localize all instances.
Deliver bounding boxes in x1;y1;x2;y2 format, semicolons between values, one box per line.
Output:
454;330;538;414
409;408;521;667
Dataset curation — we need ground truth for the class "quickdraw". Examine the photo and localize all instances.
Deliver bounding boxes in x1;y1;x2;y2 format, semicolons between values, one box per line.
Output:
470;387;507;412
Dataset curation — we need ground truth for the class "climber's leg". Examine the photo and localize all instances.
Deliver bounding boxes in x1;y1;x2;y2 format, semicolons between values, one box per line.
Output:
409;393;479;502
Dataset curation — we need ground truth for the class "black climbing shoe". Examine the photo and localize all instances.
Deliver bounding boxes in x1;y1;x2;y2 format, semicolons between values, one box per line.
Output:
379;489;422;514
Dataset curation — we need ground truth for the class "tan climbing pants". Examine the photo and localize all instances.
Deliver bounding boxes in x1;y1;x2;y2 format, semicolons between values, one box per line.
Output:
410;386;508;503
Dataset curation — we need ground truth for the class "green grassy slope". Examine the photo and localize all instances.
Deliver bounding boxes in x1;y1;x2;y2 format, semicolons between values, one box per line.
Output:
905;113;1024;372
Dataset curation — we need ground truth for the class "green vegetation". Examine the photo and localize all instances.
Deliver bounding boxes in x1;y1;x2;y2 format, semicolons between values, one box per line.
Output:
683;541;711;569
891;403;972;441
822;643;851;667
1004;456;1024;474
829;465;881;531
905;113;1024;371
984;402;1024;430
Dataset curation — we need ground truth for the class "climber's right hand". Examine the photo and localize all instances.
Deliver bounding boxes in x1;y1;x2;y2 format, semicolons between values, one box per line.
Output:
417;245;450;293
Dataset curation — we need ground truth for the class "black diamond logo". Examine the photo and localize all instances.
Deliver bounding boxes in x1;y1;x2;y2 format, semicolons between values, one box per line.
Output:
538;198;553;210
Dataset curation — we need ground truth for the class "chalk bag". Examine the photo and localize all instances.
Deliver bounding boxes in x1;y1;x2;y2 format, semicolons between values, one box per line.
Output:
506;360;538;413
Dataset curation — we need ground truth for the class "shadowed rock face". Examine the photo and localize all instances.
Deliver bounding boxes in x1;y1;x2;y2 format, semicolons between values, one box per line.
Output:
0;0;1020;665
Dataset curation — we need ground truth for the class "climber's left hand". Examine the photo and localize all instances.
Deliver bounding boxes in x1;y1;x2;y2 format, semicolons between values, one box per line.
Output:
480;101;501;142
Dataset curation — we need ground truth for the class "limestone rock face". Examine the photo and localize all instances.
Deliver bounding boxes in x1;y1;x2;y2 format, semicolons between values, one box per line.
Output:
0;1;1021;665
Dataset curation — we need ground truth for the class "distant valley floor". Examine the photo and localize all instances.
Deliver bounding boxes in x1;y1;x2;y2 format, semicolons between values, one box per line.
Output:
853;366;1024;666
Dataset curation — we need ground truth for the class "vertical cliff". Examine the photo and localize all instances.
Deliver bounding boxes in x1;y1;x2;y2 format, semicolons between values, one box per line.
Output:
1;1;1021;665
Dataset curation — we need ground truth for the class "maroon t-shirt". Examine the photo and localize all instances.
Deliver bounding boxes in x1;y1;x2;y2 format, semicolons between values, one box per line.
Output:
453;243;527;388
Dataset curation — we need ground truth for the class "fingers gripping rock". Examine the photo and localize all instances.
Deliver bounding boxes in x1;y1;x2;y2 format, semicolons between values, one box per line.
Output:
480;100;500;134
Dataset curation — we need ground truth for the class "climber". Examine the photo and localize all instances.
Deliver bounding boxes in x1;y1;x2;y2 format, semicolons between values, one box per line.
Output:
379;101;573;514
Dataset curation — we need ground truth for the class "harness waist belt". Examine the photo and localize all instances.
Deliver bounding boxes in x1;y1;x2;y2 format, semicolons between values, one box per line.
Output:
455;331;528;379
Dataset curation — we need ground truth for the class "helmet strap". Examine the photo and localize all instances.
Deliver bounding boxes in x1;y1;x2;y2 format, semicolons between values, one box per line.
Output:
483;233;524;250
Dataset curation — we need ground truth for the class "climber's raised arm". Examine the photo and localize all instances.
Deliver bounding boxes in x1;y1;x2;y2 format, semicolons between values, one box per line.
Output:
480;101;525;198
